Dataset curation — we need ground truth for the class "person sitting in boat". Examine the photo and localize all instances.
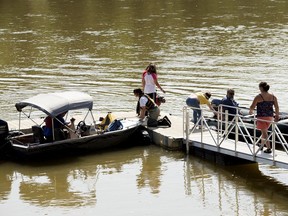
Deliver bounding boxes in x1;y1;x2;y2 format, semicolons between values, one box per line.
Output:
219;88;241;121
133;88;160;127
43;112;74;141
186;92;217;128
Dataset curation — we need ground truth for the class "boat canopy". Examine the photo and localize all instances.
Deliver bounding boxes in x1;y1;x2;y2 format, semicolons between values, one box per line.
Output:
15;91;93;117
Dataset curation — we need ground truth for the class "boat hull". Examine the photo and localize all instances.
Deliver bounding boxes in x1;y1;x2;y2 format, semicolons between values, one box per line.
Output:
8;125;143;159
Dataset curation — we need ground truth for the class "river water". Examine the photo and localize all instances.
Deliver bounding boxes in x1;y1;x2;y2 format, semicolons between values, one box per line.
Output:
1;0;288;215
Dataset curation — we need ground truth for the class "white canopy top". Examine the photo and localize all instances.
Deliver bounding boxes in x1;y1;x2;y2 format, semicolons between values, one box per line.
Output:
15;91;93;117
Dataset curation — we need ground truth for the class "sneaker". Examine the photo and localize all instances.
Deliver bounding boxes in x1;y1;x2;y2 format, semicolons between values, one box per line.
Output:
163;116;171;125
264;148;272;154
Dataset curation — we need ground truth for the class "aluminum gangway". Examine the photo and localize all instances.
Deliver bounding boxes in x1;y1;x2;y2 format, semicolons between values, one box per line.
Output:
183;104;288;169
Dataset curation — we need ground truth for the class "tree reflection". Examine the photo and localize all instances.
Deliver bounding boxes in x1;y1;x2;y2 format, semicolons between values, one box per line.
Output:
0;168;12;201
137;148;162;194
18;168;98;207
3;148;146;207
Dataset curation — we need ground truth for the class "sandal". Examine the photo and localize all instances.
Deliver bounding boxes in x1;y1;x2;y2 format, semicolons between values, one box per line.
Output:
264;148;272;154
256;143;263;150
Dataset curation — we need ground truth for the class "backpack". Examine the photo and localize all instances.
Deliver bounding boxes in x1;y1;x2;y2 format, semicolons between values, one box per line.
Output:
98;112;116;130
155;94;166;106
107;119;123;132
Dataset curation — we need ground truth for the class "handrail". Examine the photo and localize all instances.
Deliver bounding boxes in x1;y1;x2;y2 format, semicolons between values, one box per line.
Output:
183;104;288;161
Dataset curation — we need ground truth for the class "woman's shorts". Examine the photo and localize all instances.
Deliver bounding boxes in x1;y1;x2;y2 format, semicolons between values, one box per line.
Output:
257;117;273;130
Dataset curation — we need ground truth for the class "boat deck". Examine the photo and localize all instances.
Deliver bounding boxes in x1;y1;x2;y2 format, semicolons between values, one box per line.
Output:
7;111;140;132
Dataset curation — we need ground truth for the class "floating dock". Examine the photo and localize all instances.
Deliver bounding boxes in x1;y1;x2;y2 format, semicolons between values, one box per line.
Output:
119;111;288;170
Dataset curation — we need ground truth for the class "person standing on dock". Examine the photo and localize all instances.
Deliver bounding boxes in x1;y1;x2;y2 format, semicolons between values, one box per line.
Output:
186;92;216;128
133;88;160;127
142;63;166;103
249;82;280;154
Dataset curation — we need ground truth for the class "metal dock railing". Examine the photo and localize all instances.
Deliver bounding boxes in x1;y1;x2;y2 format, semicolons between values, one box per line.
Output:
183;105;288;169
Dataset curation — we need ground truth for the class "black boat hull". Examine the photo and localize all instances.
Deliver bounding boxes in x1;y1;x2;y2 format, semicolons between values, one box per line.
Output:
8;125;146;159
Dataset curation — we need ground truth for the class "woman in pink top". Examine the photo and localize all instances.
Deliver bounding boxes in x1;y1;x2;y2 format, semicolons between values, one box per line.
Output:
142;63;165;102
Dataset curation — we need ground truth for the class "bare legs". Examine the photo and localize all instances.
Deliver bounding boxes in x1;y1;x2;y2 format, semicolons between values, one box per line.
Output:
260;128;272;153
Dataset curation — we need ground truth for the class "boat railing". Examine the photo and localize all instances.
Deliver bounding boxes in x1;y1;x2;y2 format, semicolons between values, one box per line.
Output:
183;104;288;161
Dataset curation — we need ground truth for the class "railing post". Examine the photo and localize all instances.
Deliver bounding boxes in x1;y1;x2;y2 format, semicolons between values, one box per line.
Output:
183;106;185;138
253;114;256;156
184;106;190;154
272;122;275;162
235;113;239;151
217;106;221;147
201;110;203;143
225;110;228;136
219;105;223;137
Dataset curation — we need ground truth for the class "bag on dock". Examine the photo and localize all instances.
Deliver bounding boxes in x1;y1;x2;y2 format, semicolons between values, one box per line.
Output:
157;116;171;127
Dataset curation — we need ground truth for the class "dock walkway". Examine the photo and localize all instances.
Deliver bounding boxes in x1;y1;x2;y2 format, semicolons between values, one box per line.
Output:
144;112;288;169
181;105;288;169
188;129;288;169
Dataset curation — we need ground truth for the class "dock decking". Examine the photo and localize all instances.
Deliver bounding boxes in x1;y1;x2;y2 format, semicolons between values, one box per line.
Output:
143;111;288;170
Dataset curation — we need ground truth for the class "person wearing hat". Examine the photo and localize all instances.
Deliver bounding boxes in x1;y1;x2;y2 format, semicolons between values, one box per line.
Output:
186;92;216;127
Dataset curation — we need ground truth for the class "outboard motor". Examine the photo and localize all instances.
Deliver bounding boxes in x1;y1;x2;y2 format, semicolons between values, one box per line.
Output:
0;119;9;158
139;129;152;145
133;127;152;146
0;119;9;144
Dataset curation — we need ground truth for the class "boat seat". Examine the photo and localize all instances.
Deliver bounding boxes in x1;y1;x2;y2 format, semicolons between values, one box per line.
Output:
54;128;68;141
32;125;45;144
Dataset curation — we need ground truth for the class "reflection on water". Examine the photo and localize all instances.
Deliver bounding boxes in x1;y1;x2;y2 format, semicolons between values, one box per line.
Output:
184;158;288;215
1;0;288;215
136;148;164;194
1;146;288;215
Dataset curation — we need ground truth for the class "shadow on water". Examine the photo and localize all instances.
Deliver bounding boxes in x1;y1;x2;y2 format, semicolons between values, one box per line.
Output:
0;145;154;207
226;163;288;199
184;154;288;213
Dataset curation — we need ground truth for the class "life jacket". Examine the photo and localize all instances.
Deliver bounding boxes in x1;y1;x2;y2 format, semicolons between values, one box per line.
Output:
142;94;156;110
98;112;116;130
